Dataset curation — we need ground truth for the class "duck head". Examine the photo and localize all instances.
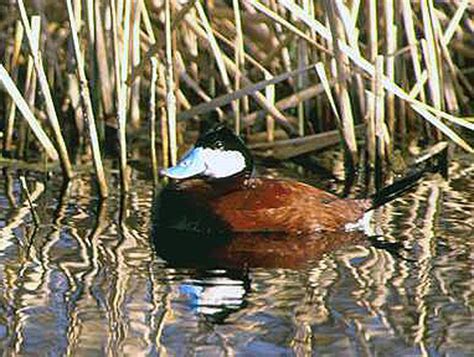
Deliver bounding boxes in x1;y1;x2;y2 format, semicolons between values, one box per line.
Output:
160;125;254;180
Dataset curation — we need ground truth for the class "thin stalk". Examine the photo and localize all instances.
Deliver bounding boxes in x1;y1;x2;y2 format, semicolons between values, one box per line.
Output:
375;56;386;163
421;0;443;140
130;0;142;128
232;0;243;134
142;0;159;184
165;0;177;166
149;57;159;186
401;0;426;102
374;56;385;191
95;0;114;118
385;0;396;137
22;16;40;158
17;0;73;179
66;0;108;198
265;71;275;142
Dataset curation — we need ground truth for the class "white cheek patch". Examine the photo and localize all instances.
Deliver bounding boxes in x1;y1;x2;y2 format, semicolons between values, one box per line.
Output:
200;147;246;178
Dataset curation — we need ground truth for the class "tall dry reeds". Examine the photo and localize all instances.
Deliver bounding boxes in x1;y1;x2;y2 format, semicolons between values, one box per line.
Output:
0;0;472;195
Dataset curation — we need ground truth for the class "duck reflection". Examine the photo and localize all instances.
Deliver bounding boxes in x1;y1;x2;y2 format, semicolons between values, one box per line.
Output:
177;269;250;323
152;223;367;269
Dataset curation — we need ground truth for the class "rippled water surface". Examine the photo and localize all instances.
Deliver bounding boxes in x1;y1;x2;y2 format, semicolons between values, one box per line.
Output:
0;155;472;355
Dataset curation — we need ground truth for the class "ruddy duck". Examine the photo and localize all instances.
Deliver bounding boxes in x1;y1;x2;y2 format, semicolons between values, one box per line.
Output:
152;124;436;266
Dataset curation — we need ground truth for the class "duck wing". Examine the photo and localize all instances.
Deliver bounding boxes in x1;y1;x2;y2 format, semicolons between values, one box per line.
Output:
211;179;369;234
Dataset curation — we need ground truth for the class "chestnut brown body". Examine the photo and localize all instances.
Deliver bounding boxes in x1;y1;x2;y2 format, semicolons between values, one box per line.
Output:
152;177;371;267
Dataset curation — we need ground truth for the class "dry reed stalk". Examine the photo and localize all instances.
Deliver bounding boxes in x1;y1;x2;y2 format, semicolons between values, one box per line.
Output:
432;13;461;113
84;0;96;81
325;0;358;166
297;38;307;137
402;0;425;102
24;16;40;102
265;71;275;142
21;16;41;158
334;0;365;117
160;102;170;171
314;63;344;144
232;0;243;134
165;0;178;166
421;0;443;139
149;57;159;185
141;0;160;183
109;0;130;193
0;64;58;161
130;0;142;128
94;0;114;118
385;0;396;137
17;0;73;179
375;56;386;164
66;0;108;198
365;90;376;166
3;21;24;156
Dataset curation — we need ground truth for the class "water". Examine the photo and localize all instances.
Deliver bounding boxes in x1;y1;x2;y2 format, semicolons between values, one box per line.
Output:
0;154;472;356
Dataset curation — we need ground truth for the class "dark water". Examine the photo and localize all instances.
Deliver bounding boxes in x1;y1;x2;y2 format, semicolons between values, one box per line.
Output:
0;154;472;356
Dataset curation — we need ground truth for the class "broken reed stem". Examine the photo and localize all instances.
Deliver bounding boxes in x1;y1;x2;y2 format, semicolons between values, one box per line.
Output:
17;0;73;180
66;0;108;198
165;0;177;166
0;64;58;161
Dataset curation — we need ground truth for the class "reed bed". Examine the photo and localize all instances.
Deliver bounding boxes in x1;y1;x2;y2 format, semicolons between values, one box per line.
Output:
0;0;472;196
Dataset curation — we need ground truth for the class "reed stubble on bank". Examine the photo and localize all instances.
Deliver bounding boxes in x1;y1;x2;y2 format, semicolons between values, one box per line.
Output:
0;0;472;196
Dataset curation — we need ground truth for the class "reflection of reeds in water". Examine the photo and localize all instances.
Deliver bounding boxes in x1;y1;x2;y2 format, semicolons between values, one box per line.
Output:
0;158;472;354
0;176;157;354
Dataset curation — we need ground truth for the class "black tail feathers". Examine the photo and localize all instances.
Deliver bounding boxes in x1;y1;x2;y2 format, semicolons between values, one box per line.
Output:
368;143;449;211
